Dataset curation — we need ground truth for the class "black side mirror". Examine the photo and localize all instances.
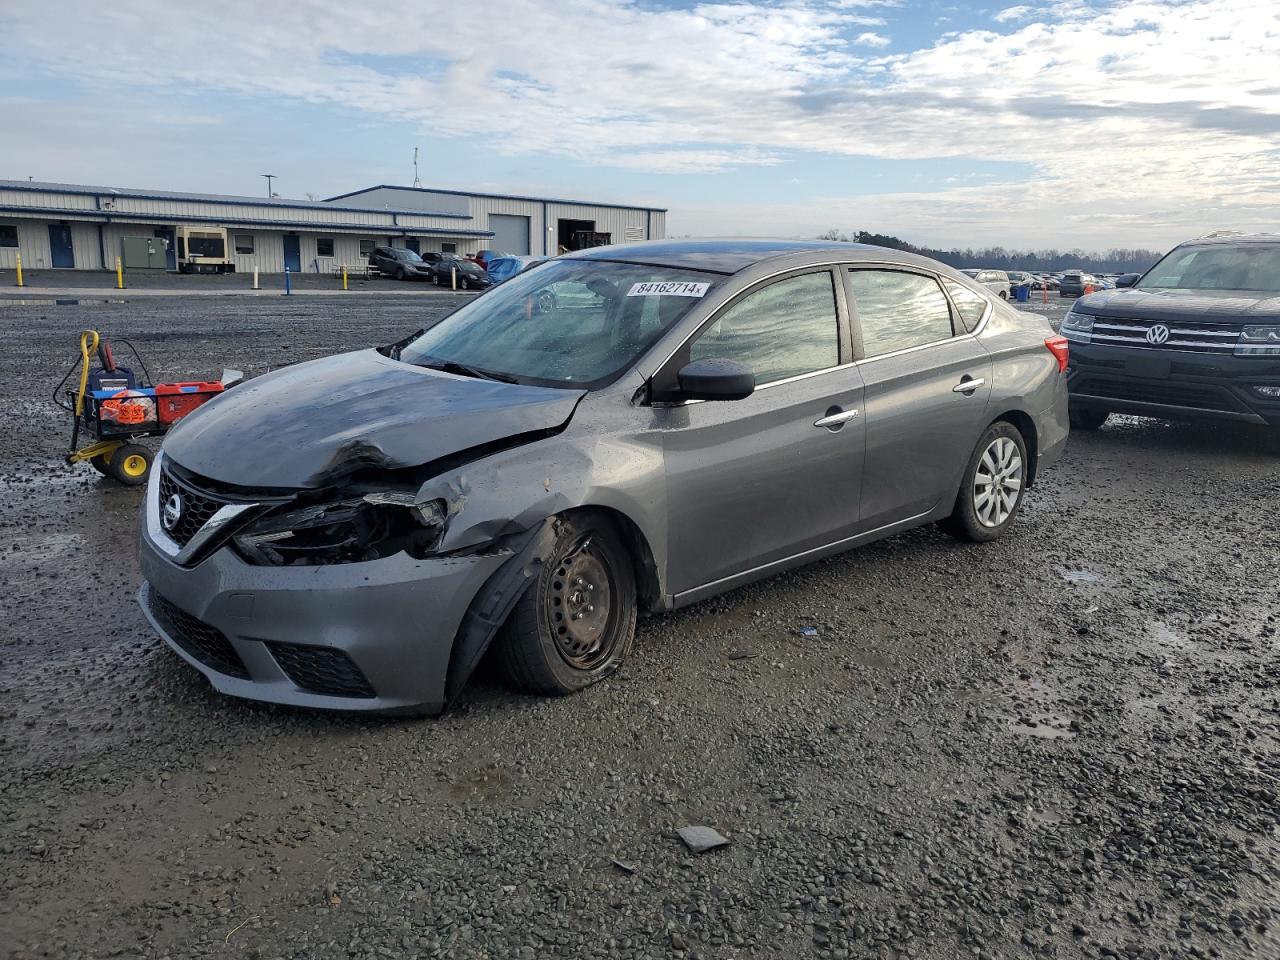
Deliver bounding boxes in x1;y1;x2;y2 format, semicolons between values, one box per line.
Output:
1115;273;1139;288
676;357;755;401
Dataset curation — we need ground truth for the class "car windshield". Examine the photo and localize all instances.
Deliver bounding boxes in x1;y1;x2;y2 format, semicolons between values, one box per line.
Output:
398;259;719;388
397;249;423;263
1138;244;1280;292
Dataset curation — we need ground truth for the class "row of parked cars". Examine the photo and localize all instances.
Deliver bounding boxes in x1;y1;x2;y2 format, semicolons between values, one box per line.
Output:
368;246;550;290
960;268;1131;299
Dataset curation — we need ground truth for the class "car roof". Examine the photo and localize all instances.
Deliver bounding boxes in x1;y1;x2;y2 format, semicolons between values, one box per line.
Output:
1181;232;1280;246
565;238;936;275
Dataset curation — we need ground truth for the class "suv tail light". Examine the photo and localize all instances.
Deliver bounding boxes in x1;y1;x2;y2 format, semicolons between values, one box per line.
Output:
1045;335;1069;372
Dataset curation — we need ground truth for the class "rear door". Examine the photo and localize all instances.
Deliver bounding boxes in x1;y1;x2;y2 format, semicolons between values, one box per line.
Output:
845;267;993;531
660;269;865;594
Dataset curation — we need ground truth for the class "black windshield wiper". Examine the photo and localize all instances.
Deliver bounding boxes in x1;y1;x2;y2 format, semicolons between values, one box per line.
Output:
420;358;519;384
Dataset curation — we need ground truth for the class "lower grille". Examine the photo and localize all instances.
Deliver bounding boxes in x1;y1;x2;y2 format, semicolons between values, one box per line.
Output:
149;590;250;679
1073;377;1242;412
267;642;376;699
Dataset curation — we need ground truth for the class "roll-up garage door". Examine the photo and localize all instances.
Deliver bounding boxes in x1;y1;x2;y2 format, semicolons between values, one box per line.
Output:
488;214;531;255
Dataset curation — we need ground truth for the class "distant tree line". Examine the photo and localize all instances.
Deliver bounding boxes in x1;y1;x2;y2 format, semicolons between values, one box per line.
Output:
817;229;1164;273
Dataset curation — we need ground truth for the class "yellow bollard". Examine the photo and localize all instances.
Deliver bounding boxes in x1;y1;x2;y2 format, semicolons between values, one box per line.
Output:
115;256;124;290
342;265;348;291
14;252;22;287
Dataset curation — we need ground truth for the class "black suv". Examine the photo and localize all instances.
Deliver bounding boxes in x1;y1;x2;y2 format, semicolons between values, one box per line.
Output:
369;246;438;280
1063;234;1280;429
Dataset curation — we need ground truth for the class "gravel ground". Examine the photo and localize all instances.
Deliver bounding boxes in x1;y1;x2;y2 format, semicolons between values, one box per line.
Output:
1;295;1278;960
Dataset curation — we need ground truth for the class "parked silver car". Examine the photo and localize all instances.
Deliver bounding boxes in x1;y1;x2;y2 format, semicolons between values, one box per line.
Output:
138;240;1069;714
960;268;1013;300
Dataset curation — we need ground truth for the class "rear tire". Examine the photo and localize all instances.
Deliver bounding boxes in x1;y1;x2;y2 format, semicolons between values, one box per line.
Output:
939;421;1028;543
496;513;637;696
107;443;151;486
1069;407;1110;430
90;450;113;475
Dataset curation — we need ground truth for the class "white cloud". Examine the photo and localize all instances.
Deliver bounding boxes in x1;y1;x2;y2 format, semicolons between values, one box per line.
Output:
2;0;1280;248
854;31;891;47
993;5;1035;22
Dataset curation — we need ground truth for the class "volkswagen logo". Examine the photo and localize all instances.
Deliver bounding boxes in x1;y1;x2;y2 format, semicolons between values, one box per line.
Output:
1145;324;1171;345
162;493;183;532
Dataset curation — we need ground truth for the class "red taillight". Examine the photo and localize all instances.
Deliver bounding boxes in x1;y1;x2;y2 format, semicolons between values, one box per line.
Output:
1045;334;1069;373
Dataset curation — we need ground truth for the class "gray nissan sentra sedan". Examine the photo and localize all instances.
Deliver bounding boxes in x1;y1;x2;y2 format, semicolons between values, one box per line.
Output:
138;239;1069;713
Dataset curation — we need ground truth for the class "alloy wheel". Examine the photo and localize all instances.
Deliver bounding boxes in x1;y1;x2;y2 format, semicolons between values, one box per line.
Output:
973;436;1023;527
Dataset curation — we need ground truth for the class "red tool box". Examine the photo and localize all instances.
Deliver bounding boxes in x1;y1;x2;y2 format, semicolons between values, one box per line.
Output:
155;381;225;425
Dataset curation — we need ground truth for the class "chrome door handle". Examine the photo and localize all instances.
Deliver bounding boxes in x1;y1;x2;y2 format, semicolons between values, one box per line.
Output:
953;377;985;393
814;409;860;428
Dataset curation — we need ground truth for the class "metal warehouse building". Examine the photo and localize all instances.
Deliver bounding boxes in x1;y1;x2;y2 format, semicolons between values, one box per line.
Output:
0;179;667;273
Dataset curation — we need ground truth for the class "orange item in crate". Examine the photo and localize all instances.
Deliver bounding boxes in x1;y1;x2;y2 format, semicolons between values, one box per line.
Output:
101;389;156;426
155;381;225;425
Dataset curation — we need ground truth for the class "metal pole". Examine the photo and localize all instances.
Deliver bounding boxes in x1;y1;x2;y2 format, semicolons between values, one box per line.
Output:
253;265;259;290
451;265;457;291
342;265;348;291
116;256;124;290
284;266;291;296
14;253;22;287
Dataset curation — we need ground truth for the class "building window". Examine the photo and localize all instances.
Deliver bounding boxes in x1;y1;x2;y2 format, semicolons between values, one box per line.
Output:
234;234;254;255
316;237;335;257
359;238;375;258
441;242;457;254
0;224;17;248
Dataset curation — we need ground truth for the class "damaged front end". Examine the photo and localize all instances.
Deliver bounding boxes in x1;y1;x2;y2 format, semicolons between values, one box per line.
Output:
233;488;449;567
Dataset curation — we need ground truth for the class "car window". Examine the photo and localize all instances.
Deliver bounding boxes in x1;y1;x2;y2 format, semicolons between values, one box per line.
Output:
689;272;839;384
848;270;955;358
942;279;988;333
399;260;719;388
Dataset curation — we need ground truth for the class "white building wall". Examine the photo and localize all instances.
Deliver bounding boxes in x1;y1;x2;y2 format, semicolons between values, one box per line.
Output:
0;215;52;270
544;201;657;252
0;189;97;212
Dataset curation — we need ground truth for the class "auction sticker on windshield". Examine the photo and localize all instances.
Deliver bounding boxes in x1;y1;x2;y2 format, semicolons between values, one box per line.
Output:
627;281;711;298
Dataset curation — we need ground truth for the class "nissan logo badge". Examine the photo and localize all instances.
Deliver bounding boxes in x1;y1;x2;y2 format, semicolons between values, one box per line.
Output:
163;493;183;532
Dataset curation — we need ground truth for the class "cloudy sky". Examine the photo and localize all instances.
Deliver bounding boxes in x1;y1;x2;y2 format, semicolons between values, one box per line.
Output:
2;0;1278;250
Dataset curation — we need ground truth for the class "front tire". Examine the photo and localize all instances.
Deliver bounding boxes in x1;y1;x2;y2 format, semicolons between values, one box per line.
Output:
1069;407;1110;430
939;422;1028;543
496;514;637;696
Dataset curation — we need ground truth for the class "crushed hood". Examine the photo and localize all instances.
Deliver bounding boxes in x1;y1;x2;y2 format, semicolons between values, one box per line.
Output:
1078;287;1280;323
162;349;585;488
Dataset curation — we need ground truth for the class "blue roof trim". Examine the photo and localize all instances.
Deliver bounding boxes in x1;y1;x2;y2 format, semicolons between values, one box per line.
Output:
0;181;473;220
325;183;668;213
0;206;495;237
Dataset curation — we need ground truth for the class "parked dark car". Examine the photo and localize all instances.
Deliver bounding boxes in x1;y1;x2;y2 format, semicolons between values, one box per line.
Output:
1058;271;1098;297
430;255;491;290
1063;233;1280;430
136;239;1068;714
369;246;435;281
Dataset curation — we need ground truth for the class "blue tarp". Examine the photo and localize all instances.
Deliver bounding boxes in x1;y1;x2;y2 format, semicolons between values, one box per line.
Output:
487;256;551;285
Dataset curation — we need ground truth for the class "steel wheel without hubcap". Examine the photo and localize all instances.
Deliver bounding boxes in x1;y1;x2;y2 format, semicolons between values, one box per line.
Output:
550;544;615;670
497;514;637;695
974;436;1023;528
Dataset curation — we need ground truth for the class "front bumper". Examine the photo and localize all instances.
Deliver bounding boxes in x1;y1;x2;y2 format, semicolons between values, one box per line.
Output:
136;470;511;713
1067;341;1280;426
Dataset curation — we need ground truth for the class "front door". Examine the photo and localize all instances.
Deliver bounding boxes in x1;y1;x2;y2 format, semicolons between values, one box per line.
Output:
406;237;420;254
282;234;301;272
660;269;864;596
154;227;176;270
844;267;994;531
48;224;74;268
